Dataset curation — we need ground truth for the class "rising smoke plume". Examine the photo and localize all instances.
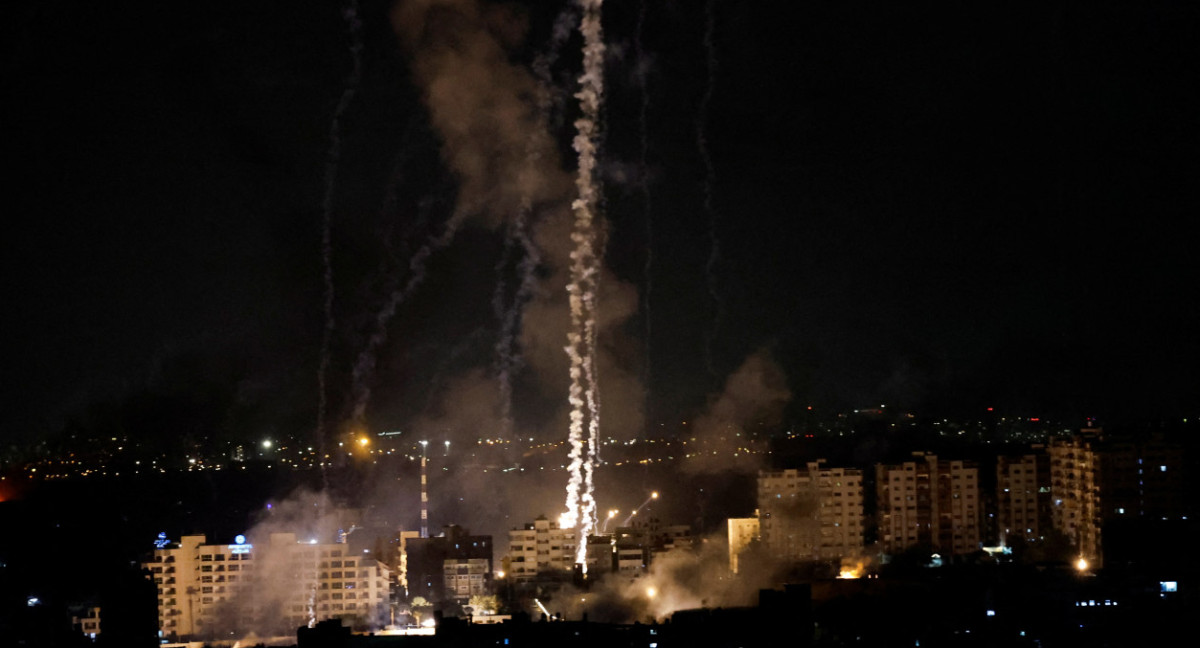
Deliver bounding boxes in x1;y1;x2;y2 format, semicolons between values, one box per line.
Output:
545;532;790;624
683;348;791;474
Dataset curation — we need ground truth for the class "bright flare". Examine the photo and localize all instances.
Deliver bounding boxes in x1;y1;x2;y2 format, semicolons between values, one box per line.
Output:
562;0;607;573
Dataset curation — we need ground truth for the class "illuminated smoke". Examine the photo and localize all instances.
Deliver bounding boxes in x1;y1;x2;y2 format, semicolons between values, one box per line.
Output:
697;0;723;380
316;0;364;488
492;16;570;441
561;0;608;572
683;348;791;475
547;531;788;624
387;2;644;552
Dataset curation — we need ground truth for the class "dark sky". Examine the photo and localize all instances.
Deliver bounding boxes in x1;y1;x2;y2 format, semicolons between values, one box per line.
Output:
4;0;1198;448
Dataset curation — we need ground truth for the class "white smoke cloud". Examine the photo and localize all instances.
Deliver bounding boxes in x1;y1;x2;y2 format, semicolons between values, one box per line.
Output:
543;532;788;624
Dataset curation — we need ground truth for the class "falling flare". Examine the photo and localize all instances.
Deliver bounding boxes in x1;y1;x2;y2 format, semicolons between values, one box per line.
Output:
562;0;607;573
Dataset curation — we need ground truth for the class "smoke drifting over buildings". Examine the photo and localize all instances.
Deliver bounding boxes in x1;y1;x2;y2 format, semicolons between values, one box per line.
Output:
684;348;792;474
546;531;787;625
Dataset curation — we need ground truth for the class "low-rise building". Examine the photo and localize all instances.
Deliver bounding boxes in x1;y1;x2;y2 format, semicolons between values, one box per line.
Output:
504;516;577;582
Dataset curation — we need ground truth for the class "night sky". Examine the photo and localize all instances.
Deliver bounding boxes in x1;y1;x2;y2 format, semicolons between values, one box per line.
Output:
5;0;1198;449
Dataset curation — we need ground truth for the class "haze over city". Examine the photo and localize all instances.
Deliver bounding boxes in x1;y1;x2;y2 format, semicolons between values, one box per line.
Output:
2;0;1196;646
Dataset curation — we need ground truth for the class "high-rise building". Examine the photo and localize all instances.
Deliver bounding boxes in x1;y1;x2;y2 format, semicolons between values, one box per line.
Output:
1048;437;1102;565
1096;431;1186;522
758;461;864;564
996;446;1051;544
876;453;981;556
144;532;390;642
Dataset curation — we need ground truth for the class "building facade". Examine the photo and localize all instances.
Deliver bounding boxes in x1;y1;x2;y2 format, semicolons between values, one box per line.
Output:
996;447;1052;544
1048;437;1102;565
404;525;493;605
504;516;577;582
727;515;760;574
758;461;864;564
144;533;390;641
876;453;981;557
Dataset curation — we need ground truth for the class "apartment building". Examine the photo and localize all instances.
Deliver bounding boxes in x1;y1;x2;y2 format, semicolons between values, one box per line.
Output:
758;461;864;563
876;453;981;556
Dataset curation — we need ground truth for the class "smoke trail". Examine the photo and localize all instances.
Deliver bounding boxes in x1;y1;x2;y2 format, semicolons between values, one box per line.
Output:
349;209;468;426
491;219;519;437
492;204;540;441
636;0;654;434
316;0;364;479
532;3;581;133
697;0;722;380
562;0;607;573
491;13;571;442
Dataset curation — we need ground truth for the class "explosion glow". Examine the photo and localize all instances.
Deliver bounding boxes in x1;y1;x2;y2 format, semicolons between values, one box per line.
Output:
561;0;607;573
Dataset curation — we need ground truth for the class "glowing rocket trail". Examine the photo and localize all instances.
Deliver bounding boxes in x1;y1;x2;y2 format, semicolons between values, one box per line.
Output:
563;0;606;573
621;491;659;526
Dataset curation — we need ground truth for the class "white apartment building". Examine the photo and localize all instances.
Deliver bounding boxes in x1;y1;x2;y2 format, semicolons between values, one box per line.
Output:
876;453;981;556
144;532;390;641
758;461;864;563
505;516;578;581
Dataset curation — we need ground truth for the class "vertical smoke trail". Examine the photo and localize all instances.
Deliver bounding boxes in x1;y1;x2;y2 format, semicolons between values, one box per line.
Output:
563;0;606;573
350;209;468;426
697;0;722;380
316;0;364;479
636;0;654;435
493;3;577;442
492;204;540;441
490;221;518;437
307;586;317;628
